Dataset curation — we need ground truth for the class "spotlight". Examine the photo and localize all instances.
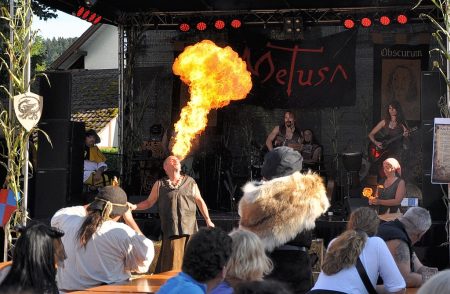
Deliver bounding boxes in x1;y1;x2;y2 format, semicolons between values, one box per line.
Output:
397;14;408;24
214;19;225;30
196;21;207;31
92;15;102;25
179;23;190;32
379;15;390;26
76;6;85;17
284;17;293;33
230;19;242;29
81;9;91;20
88;12;97;22
343;19;355;29
361;17;372;28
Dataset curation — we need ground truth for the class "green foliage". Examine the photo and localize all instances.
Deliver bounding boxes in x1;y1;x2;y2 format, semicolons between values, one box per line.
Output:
0;0;51;227
415;0;450;117
42;36;77;66
100;147;119;154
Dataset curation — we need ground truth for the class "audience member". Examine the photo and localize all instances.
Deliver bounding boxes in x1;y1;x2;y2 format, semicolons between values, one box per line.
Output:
51;186;154;291
234;280;293;294
310;207;405;294
0;222;66;294
130;155;214;273
417;269;450;294
377;207;435;288
158;227;232;294
210;229;273;294
239;146;330;294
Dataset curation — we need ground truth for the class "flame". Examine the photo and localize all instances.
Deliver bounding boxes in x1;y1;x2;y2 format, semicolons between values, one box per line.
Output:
171;40;252;159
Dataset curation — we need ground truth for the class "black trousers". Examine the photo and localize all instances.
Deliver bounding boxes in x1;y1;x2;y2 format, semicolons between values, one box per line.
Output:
267;249;312;294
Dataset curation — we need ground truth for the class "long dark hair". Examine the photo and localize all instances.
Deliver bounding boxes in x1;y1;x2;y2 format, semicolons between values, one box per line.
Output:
77;203;123;248
0;222;65;294
384;100;406;127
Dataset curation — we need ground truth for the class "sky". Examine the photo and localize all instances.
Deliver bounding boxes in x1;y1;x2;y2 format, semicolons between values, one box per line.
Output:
33;11;92;39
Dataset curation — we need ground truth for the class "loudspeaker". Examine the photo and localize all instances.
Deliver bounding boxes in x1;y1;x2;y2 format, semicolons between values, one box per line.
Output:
37;120;84;170
39;72;72;120
421;173;446;221
31;170;69;220
421;120;434;172
421;71;445;121
32;120;85;220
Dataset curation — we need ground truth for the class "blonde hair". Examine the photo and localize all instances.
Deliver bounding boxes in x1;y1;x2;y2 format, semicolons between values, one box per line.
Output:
347;207;379;236
226;229;273;282
322;207;379;275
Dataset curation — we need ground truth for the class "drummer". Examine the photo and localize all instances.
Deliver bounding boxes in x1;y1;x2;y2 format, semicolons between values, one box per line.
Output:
300;129;322;170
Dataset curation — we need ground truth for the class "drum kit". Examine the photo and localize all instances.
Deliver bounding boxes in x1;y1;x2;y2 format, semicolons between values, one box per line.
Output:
248;142;328;181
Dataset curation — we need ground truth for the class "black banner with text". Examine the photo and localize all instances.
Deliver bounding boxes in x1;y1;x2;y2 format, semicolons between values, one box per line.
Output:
230;30;357;108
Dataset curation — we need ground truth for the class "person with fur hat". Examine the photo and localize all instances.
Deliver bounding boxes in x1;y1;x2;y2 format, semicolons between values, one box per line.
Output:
239;146;330;294
51;186;154;291
368;157;406;214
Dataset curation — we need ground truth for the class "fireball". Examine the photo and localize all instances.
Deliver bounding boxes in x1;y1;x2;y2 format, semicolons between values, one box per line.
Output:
171;40;252;159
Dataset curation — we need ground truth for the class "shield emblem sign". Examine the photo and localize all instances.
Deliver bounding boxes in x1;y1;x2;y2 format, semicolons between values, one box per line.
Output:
13;92;43;131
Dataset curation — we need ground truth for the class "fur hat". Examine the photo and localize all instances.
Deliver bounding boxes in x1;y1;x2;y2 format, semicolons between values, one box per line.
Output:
261;146;303;180
239;171;330;252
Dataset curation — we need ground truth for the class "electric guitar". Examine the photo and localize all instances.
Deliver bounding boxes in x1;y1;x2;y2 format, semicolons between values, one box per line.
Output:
368;126;418;162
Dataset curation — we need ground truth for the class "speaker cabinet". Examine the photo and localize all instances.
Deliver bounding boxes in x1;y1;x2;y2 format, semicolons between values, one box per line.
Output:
421;71;445;121
32;120;85;220
39;72;72;120
32;170;70;221
421;173;446;221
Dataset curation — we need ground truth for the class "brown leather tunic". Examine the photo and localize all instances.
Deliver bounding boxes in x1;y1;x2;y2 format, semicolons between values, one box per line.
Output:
158;176;198;238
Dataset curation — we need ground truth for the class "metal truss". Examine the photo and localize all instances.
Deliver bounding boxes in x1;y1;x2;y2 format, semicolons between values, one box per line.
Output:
116;5;440;28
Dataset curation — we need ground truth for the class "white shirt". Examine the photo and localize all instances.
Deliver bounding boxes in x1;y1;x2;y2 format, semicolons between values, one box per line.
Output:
51;206;154;291
312;236;405;294
83;160;107;182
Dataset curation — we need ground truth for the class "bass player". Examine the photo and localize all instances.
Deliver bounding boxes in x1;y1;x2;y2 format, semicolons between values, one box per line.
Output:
368;100;409;175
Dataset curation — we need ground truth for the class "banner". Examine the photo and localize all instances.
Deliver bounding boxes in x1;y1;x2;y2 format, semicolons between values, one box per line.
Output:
230;30;357;108
373;44;429;122
432;118;450;183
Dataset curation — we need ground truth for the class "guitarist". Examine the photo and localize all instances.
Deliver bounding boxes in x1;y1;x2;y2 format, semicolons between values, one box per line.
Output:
368;101;409;174
265;111;303;151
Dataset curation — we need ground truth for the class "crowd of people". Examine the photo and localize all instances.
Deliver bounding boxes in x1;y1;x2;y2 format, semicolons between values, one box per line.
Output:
0;103;443;294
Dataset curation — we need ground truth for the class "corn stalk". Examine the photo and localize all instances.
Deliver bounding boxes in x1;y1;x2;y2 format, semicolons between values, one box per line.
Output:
0;0;50;251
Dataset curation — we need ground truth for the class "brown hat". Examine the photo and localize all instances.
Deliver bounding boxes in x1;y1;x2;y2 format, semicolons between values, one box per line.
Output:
85;129;101;144
89;186;128;218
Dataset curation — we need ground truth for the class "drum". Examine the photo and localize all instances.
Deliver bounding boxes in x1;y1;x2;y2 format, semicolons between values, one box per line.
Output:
341;152;362;172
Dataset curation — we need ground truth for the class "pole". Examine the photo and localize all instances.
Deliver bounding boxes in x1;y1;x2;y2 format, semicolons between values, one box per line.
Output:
447;0;450;266
22;0;31;227
4;0;14;263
